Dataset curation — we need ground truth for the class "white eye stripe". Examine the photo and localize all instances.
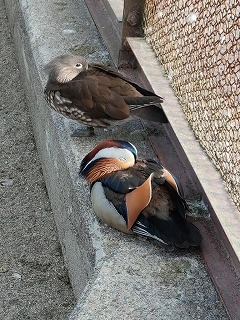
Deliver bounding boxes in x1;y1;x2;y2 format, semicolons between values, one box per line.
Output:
81;147;135;172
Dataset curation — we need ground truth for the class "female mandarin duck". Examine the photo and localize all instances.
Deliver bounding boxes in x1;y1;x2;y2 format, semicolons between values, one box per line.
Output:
44;54;168;137
80;140;202;248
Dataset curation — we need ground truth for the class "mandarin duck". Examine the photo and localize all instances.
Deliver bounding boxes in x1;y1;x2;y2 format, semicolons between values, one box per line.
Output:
80;140;202;248
44;54;168;137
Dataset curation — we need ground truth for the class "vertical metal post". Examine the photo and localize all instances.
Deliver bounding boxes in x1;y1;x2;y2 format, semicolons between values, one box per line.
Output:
118;0;145;69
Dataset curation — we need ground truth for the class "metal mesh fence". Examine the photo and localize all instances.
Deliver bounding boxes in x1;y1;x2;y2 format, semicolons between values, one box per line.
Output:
143;0;240;211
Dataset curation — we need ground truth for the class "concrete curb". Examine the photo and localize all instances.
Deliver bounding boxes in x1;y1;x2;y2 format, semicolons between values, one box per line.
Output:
4;0;228;319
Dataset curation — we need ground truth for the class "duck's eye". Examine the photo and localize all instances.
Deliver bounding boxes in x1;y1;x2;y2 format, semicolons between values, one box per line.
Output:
75;63;82;68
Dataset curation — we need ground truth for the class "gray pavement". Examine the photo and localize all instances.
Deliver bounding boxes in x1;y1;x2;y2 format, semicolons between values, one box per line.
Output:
1;0;229;319
0;0;75;319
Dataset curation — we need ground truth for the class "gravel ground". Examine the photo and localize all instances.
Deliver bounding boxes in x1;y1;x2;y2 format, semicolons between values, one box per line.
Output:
0;1;75;319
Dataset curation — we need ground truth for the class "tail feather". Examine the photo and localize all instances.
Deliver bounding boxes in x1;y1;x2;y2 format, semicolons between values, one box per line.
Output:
133;213;202;248
126;97;168;123
183;220;202;247
131;105;169;124
125;96;164;106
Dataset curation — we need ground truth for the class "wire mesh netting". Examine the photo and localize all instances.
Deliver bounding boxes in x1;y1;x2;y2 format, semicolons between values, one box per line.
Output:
143;0;240;211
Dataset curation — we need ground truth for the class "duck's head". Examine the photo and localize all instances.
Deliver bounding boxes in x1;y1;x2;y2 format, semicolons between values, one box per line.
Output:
80;140;137;184
44;54;88;83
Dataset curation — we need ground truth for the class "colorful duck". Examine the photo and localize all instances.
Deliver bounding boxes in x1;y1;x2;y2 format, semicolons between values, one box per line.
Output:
80;140;202;248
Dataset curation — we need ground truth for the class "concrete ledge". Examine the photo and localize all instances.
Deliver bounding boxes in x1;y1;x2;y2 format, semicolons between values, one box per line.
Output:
4;0;230;319
126;37;240;319
127;37;240;267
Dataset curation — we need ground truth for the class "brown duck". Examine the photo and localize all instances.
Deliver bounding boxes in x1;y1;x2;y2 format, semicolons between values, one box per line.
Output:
80;140;202;248
44;54;168;136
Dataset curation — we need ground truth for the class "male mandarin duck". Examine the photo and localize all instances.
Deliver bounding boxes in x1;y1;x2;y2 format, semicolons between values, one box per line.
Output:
44;54;168;137
80;140;202;248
